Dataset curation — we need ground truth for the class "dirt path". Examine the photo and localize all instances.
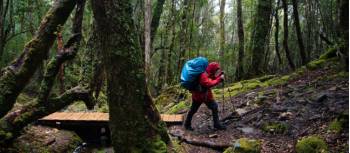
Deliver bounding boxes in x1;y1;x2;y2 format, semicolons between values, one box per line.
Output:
168;65;348;153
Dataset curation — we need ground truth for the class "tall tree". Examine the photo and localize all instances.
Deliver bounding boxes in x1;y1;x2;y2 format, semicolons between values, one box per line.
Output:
91;0;169;152
249;0;272;76
0;0;12;62
150;0;166;43
235;0;244;80
145;0;152;81
282;0;295;70
219;0;226;63
292;0;307;65
177;0;190;78
274;0;282;65
338;0;348;71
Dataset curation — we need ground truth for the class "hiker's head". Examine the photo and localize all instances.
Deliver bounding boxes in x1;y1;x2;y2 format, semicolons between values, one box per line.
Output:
206;62;221;76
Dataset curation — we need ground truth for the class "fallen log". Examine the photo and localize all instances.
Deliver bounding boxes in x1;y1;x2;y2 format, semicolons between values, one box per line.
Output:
169;130;231;150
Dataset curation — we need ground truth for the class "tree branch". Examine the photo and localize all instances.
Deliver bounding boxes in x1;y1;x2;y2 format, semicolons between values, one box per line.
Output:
0;86;92;146
0;0;77;118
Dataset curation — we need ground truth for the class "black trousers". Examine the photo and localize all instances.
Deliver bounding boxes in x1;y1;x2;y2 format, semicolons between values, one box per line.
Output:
184;100;220;127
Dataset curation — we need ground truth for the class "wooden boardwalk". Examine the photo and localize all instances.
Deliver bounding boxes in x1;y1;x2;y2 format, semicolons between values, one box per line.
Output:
40;112;183;124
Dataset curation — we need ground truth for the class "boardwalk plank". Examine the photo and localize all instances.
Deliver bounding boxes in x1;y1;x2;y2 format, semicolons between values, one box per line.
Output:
40;112;182;123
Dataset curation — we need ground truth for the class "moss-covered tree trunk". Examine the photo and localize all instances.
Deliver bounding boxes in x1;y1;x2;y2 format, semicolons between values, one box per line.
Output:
282;0;295;70
292;0;307;65
177;0;190;79
235;0;244;80
0;0;77;118
219;0;226;59
274;0;282;66
91;0;169;152
338;0;348;71
0;1;93;145
248;0;272;76
151;0;166;43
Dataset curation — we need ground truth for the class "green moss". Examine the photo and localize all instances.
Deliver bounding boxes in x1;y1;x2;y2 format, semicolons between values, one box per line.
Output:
328;119;343;133
154;85;190;113
224;138;261;153
306;59;327;70
263;75;291;86
328;113;348;134
320;47;337;60
261;122;288;134
296;136;328;153
0;130;12;141
166;101;190;114
143;135;167;153
170;139;186;153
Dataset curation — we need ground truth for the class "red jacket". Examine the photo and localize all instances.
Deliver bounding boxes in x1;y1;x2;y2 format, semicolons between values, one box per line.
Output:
191;62;223;103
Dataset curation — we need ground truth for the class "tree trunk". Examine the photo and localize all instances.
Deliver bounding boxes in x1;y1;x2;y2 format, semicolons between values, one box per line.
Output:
338;0;348;71
249;0;273;76
91;0;169;152
0;0;11;64
0;0;77;118
292;0;307;65
150;0;166;43
235;0;244;80
274;0;282;66
0;87;92;146
177;0;190;79
144;0;152;83
219;0;226;64
0;1;91;145
167;0;176;85
282;0;295;70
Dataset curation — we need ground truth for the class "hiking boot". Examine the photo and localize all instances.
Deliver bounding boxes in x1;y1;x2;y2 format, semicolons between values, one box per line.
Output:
214;123;226;130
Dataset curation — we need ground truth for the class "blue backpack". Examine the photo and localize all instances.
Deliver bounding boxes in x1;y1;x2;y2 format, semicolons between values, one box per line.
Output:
180;57;208;90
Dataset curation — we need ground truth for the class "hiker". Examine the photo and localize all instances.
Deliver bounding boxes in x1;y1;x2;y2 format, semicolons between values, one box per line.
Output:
183;62;226;130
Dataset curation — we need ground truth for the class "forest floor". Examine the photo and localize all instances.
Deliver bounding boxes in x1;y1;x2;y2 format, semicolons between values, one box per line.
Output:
160;56;348;152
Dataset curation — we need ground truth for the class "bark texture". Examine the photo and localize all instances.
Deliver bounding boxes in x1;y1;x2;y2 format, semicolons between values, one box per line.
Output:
249;0;272;76
91;0;169;152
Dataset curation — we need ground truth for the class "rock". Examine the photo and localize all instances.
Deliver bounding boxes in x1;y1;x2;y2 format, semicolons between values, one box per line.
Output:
10;125;82;153
315;92;328;103
329;86;337;91
236;108;248;116
223;138;261;153
209;134;218;138
278;112;293;120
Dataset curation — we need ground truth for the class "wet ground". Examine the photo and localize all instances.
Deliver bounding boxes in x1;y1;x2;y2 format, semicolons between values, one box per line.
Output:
168;65;349;153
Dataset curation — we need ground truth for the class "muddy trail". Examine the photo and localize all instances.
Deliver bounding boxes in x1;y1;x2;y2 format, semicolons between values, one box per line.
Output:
165;59;349;153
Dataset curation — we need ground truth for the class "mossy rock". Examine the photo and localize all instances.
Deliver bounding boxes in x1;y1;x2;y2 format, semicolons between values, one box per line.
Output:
154;85;191;113
296;136;328;153
320;47;337;60
261;122;288;134
224;138;261;153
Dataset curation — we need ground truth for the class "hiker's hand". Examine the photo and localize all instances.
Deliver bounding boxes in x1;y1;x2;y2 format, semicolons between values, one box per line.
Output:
220;74;225;81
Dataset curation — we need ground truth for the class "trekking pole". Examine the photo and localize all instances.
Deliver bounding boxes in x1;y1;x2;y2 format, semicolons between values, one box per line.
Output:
222;78;225;113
